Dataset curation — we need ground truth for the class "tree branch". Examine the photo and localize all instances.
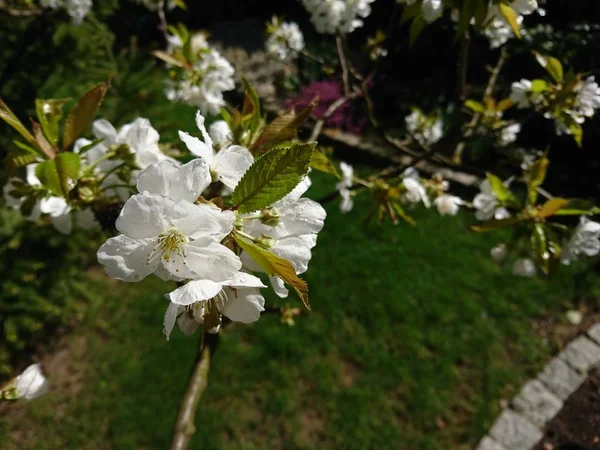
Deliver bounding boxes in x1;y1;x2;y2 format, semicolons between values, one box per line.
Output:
156;0;170;42
309;92;359;142
169;332;217;450
336;34;351;96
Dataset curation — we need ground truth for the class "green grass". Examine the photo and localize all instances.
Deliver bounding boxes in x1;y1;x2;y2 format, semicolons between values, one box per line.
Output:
1;173;598;450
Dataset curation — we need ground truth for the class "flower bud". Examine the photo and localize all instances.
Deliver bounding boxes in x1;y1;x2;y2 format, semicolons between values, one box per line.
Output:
15;363;49;400
490;244;508;263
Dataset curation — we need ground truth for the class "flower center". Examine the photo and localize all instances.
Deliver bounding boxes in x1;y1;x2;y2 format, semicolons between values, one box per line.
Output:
155;226;189;263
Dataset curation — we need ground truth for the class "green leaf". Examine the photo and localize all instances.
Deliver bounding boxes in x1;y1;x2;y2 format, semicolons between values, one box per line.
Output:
31;119;56;160
233;233;310;310
35;153;81;197
400;3;422;24
63;81;110;150
153;50;187;68
232;142;316;213
533;52;563;83
310;150;341;179
526;153;549;205
496;98;514;111
471;216;522;232
390;201;416;226
0;98;39;150
553;199;597;216
172;0;187;9
531;79;548;93
35;99;69;147
409;16;425;47
13;140;42;155
498;3;521;39
531;223;549;274
486;173;521;209
3;151;38;170
251;100;317;151
241;78;262;139
464;100;485;113
538;198;570;218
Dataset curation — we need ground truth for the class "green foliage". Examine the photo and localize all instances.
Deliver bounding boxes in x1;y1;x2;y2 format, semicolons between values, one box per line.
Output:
35;153;81;197
232;142;316;213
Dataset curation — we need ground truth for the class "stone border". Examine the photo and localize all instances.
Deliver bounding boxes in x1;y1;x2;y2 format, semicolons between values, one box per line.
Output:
476;322;600;450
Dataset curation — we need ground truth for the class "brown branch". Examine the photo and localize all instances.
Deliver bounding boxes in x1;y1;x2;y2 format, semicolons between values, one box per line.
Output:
156;0;170;42
0;1;41;16
309;92;359;142
336;34;351;96
169;333;217;450
457;33;470;102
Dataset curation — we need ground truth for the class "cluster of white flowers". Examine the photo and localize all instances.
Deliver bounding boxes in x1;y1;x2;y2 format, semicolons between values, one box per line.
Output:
266;17;305;60
39;0;92;23
553;76;600;135
165;34;235;116
512;257;536;277
97;111;325;338
3;117;170;234
561;216;600;265
300;0;375;35
336;162;354;213
482;0;538;49
510;79;542;109
434;194;463;216
405;109;443;147
472;179;511;221
401;168;430;208
498;122;521;147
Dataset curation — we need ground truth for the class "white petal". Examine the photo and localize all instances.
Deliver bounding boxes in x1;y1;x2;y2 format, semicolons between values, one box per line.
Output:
221;287;265;323
270;276;289;298
272;235;315;274
115;194;173;238
278;198;326;236
172;201;234;242
73;138;92;154
208;120;232;146
181;238;242;281
195;111;214;149
97;235;159;282
223;272;267;289
92;119;117;141
163;302;183;341
40;196;70;217
178;131;214;163
16;363;49;400
240;250;263;273
168;280;223;306
50;213;73;234
76;209;98;230
26;164;41;187
177;312;202;336
212;145;254;189
137;159;211;202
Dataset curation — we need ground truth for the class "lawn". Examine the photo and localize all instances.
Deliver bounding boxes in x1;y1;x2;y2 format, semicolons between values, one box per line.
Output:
1;171;598;450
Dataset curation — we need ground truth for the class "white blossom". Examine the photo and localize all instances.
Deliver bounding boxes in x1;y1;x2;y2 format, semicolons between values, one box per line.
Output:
402;170;430;207
15;364;49;400
266;18;305;60
208;120;233;149
561;216;600;265
482;0;539;49
97;160;241;283
339;188;354;213
405;110;443;147
179;112;254;191
512;258;536;277
434;195;462;216
510;79;533;108
300;0;375;35
490;243;508;262
473;179;511;221
40;0;92;23
336;162;354;213
422;0;443;23
165;38;235;115
498;123;521;146
164;272;266;340
574;76;600;118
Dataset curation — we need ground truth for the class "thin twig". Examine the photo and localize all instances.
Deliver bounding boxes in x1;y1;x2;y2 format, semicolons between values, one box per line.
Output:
157;0;170;42
0;1;41;16
457;32;470;101
336;34;351;96
309;92;359;142
169;333;216;450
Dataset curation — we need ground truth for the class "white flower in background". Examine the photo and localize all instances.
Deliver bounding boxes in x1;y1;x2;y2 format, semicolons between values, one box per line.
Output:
561;216;600;265
402;169;430;207
97;160;241;282
241;177;326;298
163;272;266;340
422;0;443;23
208;120;233;149
498;123;521;146
3;165;98;234
473;179;511;221
405;110;443;147
510;79;533;108
336;162;354;213
512;258;536;277
300;0;375;34
15;364;49;401
490;243;508;262
434;195;463;216
179;112;254;190
165;38;235;115
266;18;305;60
482;0;538;49
40;0;92;23
574;76;600;119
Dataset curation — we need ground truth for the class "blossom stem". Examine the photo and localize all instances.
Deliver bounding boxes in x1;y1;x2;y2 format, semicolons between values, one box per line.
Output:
336;34;351;96
97;162;127;185
82;150;117;175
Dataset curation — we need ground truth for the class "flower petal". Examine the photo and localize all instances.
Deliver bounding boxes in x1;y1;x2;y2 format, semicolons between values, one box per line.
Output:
168;279;223;306
172;201;234;241
270;276;289;298
97;235;159;282
178;130;214;163
222;287;265;323
224;272;267;289
137;159;211;202
92;119;117;142
212;145;254;189
163;302;183;341
116;194;173;238
182;238;242;281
